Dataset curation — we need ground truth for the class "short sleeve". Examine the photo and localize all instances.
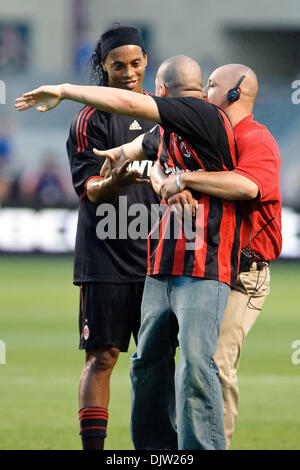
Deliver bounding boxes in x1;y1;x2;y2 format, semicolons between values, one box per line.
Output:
66;107;107;198
142;125;168;161
150;96;237;172
233;143;280;201
151;96;224;146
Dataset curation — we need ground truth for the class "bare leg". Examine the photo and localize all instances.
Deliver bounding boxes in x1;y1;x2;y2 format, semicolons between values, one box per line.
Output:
79;345;120;449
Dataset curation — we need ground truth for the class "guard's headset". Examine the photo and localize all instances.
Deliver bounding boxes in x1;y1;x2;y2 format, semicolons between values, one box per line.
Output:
227;69;251;103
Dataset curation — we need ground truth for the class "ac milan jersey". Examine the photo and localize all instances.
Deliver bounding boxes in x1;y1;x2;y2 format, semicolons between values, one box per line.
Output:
67;105;160;285
143;96;242;287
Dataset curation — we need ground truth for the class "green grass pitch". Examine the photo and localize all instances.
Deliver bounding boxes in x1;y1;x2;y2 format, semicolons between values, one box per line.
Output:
0;255;299;450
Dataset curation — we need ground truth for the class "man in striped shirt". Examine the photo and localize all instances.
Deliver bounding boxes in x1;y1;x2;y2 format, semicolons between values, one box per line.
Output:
15;58;242;449
148;62;281;449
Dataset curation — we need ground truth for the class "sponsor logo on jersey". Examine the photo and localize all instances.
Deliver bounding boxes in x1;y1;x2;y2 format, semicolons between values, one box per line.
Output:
83;323;90;340
127;160;155;177
163;162;204;175
129;120;142;131
179;140;192;158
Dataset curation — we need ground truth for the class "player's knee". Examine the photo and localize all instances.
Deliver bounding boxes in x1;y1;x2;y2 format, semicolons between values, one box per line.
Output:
85;346;120;374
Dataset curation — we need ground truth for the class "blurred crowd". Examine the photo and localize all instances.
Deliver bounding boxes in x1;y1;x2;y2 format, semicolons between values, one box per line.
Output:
0;23;29;72
1;112;300;211
0;119;77;209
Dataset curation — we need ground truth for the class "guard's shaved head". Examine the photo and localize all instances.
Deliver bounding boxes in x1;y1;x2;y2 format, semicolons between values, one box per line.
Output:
210;63;258;104
155;55;203;97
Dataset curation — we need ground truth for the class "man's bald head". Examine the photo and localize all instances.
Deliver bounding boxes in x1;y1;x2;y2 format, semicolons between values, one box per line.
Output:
155;55;203;98
205;64;258;112
213;64;258;102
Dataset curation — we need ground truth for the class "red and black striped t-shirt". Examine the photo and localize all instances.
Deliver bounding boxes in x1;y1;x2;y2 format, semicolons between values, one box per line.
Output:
143;96;242;288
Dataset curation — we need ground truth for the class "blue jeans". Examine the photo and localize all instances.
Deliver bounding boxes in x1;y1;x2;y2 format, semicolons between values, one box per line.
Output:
130;275;230;450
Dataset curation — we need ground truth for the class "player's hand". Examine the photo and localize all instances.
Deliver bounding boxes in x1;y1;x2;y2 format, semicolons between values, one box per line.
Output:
100;158;113;179
110;159;149;188
160;173;184;201
168;189;197;218
14;85;64;112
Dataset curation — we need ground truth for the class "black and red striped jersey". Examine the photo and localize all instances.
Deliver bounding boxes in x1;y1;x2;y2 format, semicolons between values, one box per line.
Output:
143;96;242;287
67;104;160;285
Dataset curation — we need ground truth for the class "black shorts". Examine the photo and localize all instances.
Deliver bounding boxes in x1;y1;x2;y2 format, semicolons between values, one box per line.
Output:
78;282;145;352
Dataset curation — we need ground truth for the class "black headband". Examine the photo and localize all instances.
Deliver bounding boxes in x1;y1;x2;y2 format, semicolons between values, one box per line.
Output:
100;26;146;60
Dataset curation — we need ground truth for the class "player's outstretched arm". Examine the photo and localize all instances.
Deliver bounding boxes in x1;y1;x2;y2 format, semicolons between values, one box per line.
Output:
15;84;162;123
87;159;149;204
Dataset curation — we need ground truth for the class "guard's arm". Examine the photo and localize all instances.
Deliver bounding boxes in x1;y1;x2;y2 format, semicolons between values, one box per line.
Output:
162;170;259;201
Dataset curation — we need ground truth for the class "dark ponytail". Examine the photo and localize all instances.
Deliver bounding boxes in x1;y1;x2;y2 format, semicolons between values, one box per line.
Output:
89;22;121;86
89;36;109;86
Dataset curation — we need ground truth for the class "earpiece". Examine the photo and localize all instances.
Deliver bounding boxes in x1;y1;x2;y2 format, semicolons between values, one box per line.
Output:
227;69;251;103
227;87;240;102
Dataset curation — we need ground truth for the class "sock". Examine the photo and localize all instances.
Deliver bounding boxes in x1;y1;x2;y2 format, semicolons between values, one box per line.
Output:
79;407;109;450
81;436;104;451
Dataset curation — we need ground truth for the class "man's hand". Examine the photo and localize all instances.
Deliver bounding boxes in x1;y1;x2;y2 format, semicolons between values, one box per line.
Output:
14;85;65;112
94;147;127;176
94;133;146;172
100;158;113;179
161;173;185;201
100;158;112;178
108;159;149;188
168;189;198;218
149;161;168;196
87;158;149;204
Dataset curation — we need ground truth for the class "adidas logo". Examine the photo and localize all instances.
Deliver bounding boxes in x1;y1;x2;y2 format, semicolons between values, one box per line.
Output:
129;120;142;130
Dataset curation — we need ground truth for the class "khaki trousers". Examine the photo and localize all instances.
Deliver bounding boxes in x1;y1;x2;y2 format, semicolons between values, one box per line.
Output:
214;265;271;449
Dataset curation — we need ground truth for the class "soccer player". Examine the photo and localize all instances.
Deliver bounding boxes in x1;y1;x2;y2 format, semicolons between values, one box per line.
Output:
15;58;243;449
69;25;161;451
32;24;160;451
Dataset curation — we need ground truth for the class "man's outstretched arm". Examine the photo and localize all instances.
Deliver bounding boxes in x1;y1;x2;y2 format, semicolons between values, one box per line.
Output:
15;84;161;123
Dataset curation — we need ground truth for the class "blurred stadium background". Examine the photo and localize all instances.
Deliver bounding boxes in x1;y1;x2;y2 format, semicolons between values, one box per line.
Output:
0;0;299;450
